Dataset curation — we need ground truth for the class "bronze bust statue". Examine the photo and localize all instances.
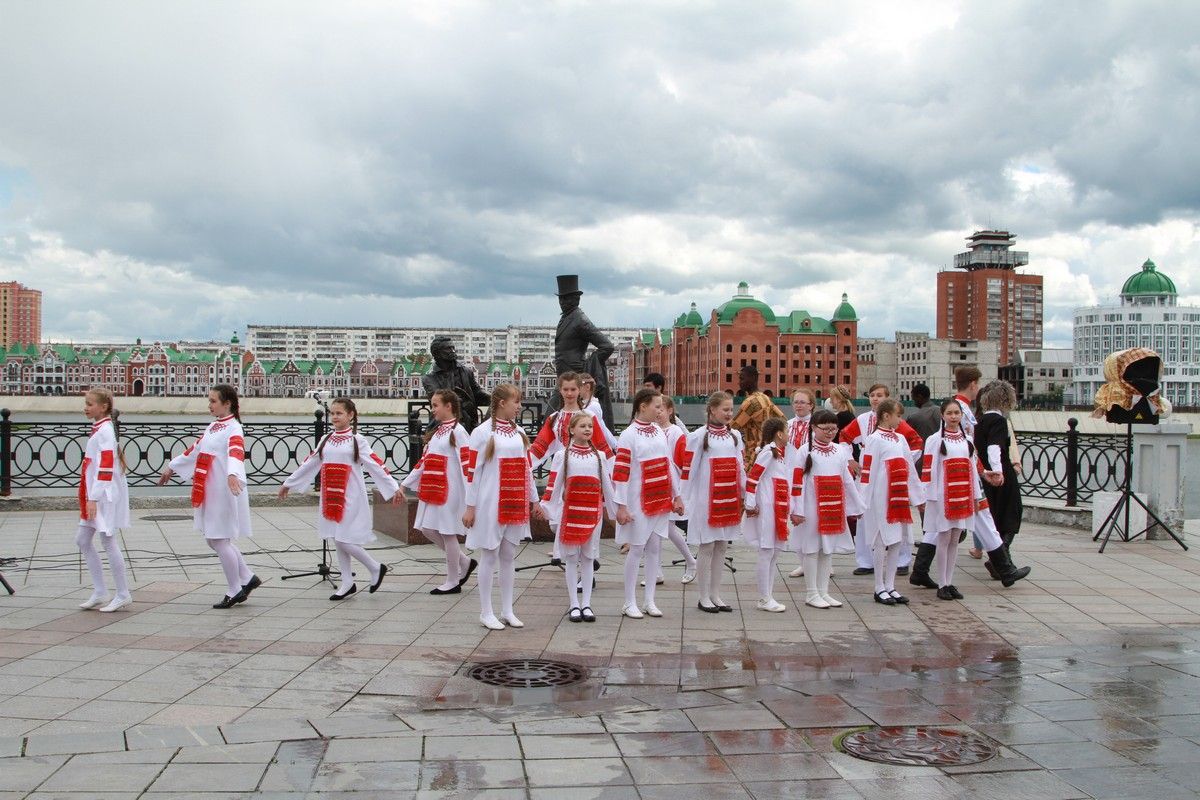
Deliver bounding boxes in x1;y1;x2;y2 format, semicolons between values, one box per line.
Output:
552;275;615;430
421;336;491;431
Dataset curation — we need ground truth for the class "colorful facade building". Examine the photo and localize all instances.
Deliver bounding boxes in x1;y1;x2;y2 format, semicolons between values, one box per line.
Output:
632;282;859;398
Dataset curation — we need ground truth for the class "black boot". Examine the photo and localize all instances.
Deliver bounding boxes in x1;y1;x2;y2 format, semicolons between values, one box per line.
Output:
909;542;938;589
985;545;1030;588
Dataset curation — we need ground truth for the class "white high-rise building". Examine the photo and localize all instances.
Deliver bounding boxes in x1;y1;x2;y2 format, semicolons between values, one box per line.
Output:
1070;259;1200;407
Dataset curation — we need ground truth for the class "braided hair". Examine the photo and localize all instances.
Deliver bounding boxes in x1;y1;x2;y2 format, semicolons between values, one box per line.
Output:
482;383;528;462
211;384;241;421
702;390;732;451
805;409;839;472
938;398;975;457
317;397;361;462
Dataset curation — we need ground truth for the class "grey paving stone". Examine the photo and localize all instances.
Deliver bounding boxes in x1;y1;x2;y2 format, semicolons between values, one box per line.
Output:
24;731;127;757
38;761;164;793
0;755;70;792
124;724;224;750
322;735;423;762
218;717;318;744
147;762;269;793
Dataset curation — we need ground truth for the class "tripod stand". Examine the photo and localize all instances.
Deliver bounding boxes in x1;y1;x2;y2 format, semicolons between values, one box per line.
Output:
1093;422;1188;554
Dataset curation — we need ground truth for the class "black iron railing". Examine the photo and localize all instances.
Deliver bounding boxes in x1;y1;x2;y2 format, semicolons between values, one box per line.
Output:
1015;418;1126;506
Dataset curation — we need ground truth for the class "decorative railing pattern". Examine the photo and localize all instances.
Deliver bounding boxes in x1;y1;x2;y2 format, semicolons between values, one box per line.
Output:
0;410;1122;506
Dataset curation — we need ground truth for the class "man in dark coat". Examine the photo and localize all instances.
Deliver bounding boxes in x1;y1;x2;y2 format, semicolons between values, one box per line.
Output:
551;274;615;430
906;383;942;441
421;336;490;431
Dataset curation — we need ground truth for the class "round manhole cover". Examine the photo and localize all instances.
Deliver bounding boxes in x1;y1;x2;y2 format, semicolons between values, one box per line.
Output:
141;514;194;522
839;727;997;767
467;659;587;688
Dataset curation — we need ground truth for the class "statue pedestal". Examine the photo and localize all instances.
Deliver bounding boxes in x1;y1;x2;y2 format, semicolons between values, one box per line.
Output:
1132;421;1191;539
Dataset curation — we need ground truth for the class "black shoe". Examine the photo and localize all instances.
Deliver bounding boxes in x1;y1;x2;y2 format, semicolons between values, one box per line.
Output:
241;574;262;597
958;530;968;544
896;566;909;576
717;604;733;612
429;584;461;595
936;586;956;600
984;560;1000;581
569;607;582;623
231;586;250;605
986;546;1031;588
330;584;357;601
581;606;595;622
458;558;478;587
889;592;910;605
370;564;388;593
874;591;896;605
212;594;239;609
909;543;938;589
697;601;720;614
948;585;964;599
853;567;874;576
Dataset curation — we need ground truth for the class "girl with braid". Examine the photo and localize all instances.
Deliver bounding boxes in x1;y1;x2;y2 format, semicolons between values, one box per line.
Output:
463;383;545;630
76;388;133;612
743;417;791;613
789;409;860;609
280;397;401;600
402;390;477;595
160;385;261;609
541;413;615;622
677;391;744;613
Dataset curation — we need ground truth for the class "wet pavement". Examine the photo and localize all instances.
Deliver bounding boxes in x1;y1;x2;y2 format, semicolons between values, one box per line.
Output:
1;508;1200;798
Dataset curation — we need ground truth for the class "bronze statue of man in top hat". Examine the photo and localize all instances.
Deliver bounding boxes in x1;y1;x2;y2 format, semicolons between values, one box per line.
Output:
422;335;491;432
552;274;615;429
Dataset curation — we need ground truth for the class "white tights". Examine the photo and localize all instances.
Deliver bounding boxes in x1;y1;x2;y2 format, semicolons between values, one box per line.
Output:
654;524;696;579
334;541;381;593
872;540;901;594
934;529;959;588
478;539;518;619
206;537;254;596
624;535;662;608
75;525;129;599
696;540;729;606
562;544;595;609
423;530;468;591
756;547;779;600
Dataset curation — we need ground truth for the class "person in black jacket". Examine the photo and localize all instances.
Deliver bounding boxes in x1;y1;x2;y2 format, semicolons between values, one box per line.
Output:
975;380;1027;581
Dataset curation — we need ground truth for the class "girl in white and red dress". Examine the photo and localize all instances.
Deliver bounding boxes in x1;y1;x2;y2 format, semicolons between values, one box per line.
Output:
678;391;744;613
159;384;261;609
529;372;613;469
541;414;616;623
653;396;697;585
743;417;791;613
279;397;400;600
858;398;924;606
76;388;133;612
918;398;980;601
613;388;683;619
463;383;545;630
785;388;815;578
579;373;619;452
790;409;861;610
401;390;476;595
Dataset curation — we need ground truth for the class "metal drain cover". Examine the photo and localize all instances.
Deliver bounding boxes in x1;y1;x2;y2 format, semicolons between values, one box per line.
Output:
840;727;997;767
467;659;587;688
141;514;194;522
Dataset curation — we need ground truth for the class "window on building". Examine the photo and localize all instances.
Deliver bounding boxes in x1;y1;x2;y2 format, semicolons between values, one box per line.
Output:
765;359;771;368
726;359;732;367
804;345;811;354
740;344;747;352
765;345;772;353
726;373;732;383
751;344;758;353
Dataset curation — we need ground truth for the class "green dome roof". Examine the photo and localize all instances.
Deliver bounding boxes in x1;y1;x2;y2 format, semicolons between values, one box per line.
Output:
715;282;777;325
1122;259;1177;296
832;292;858;321
674;302;705;328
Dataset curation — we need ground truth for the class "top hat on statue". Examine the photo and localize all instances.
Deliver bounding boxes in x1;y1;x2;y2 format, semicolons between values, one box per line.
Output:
556;274;583;296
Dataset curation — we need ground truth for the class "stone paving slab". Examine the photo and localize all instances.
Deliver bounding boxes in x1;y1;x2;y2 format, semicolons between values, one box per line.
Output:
1;509;1200;797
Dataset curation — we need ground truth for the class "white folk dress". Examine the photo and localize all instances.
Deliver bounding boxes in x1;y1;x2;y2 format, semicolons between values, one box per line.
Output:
664;424;688;525
784;414;811;465
857;428;924;549
79;417;130;536
540;444;617;560
463;418;537;551
789;440;861;555
282;431;400;545
584;397;620;451
401;420;471;539
169;414;252;540
612;419;679;546
529;408;613;469
920;429;978;535
742;445;791;551
677;424;745;546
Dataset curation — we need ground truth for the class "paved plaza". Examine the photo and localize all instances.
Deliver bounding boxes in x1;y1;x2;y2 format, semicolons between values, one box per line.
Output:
2;508;1200;798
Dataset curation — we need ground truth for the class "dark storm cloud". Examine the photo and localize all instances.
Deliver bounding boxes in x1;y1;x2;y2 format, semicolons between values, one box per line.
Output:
0;1;1198;341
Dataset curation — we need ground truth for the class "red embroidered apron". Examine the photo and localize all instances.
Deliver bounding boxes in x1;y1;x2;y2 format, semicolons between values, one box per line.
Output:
561;475;603;546
815;475;846;534
78;457;91;519
772;478;789;541
707;456;741;526
640;457;673;515
885;457;910;524
321;463;352;522
943;457;974;521
497;457;529;524
191;453;214;508
417;453;449;505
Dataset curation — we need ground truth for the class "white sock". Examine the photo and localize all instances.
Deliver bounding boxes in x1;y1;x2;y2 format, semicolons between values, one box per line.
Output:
936;530;957;587
564;547;580;607
101;533;130;598
817;551;834;600
756;548;775;598
338;541;380;584
643;535;661;606
75;525;107;595
334;545;355;593
709;540;728;605
233;547;254;585
498;539;517;617
668;525;695;569
579;551;595;608
207;538;244;596
803;552;821;599
884;543;901;592
872;539;888;594
478;547;498;618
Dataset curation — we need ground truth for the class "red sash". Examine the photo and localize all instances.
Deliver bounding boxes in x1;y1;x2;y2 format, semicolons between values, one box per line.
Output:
640;456;673;516
885;457;910;524
708;456;741;526
79;457;91;519
772;478;789;541
815;475;845;534
497;457;529;524
417;453;449;505
561;475;603;546
943;457;974;521
321;462;352;522
191;453;214;508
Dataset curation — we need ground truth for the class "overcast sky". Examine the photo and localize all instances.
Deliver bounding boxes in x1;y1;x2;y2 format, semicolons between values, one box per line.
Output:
1;1;1197;350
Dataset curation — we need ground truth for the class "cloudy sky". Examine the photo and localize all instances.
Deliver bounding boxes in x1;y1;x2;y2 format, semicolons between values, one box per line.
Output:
1;1;1197;349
